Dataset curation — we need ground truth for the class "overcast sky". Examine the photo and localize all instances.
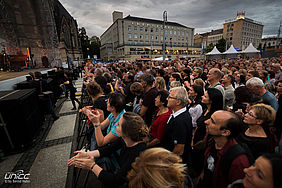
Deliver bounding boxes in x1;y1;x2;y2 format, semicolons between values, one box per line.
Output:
60;0;282;38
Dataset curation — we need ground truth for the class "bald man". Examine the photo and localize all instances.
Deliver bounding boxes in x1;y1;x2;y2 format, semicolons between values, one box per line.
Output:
197;110;250;188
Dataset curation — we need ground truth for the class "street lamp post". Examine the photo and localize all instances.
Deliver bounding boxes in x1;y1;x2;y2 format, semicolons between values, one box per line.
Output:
162;11;167;61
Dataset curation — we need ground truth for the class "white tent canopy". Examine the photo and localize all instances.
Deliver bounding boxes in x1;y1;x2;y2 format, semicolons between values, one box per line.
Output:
206;46;222;55
152;57;170;61
242;43;260;53
223;45;238;54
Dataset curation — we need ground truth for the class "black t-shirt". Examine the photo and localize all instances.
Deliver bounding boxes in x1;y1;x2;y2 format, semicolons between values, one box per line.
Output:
142;87;158;126
92;95;110;120
124;82;134;104
193;111;212;144
161;109;193;164
98;138;146;188
237;130;269;159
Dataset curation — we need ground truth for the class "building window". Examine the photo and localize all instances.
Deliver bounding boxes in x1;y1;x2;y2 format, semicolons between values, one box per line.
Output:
182;31;184;36
156;35;159;40
134;34;138;39
160;36;163;40
145;28;148;32
145;41;149;45
151;35;154;40
174;30;177;35
128;40;132;45
128;33;132;38
145;34;148;39
134;41;138;45
174;36;176;41
140;26;143;32
165;30;168;34
156;28;158;32
178;31;180;35
128;26;131;31
140;34;143;39
170;30;172;34
151;28;154;32
134;26;137;30
186;32;189;36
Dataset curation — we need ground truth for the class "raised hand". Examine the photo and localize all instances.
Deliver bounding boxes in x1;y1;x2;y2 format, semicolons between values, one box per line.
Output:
68;150;89;166
85;109;100;125
72;154;95;170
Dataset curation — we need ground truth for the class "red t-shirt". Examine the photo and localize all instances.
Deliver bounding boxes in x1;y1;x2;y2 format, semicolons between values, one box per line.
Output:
151;108;172;140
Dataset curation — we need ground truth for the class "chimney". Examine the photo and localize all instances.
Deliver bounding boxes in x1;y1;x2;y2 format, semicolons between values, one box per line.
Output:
112;11;123;22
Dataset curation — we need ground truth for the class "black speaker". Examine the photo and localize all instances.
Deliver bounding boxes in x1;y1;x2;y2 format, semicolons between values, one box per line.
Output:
0;89;43;151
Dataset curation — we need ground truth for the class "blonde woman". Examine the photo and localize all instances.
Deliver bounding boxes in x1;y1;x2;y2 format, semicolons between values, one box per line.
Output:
237;103;276;158
127;147;192;188
154;76;167;91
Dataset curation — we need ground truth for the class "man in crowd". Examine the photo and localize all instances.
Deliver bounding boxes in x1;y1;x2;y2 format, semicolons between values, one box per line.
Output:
273;63;282;83
197;110;250;188
246;77;278;111
207;68;225;106
222;74;235;108
139;73;158;126
161;87;193;165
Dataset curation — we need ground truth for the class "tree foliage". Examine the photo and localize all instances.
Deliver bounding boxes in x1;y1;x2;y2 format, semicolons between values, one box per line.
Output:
216;38;226;52
78;27;101;59
206;43;214;53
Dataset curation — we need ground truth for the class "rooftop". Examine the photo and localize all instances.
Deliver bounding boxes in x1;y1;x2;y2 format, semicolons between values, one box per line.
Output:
123;15;193;29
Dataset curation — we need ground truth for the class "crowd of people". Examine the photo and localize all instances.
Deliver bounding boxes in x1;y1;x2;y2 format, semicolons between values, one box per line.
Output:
68;56;282;188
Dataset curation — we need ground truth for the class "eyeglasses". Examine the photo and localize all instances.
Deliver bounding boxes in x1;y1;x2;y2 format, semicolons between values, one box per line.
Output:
167;95;178;100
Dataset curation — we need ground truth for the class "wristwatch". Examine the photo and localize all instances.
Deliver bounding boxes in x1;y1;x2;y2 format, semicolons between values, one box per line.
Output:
94;124;100;128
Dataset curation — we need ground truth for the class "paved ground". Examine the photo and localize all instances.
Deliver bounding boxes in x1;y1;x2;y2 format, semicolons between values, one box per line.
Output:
0;78;84;188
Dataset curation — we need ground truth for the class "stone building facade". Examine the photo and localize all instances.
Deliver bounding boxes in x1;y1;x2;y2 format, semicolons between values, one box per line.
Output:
223;12;263;51
100;11;202;61
0;0;82;68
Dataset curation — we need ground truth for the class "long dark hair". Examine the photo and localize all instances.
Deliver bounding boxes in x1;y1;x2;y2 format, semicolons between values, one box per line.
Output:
207;88;223;114
191;85;204;106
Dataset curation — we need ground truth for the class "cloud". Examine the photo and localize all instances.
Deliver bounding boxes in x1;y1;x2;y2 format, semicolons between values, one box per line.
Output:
59;0;282;37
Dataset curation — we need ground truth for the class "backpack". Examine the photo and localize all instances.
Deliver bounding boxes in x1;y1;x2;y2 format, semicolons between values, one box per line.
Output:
221;141;255;179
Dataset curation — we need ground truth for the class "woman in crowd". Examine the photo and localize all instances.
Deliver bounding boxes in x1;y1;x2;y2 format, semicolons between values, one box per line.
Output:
130;82;144;114
190;88;223;177
188;85;204;133
154;77;167;91
234;72;246;89
147;90;172;147
127;147;192;188
237;103;276;159
233;86;253;113
82;93;126;149
68;112;148;188
80;81;110;150
228;153;282;188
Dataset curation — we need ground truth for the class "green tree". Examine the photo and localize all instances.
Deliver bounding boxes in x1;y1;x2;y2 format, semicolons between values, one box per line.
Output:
89;36;101;58
216;38;226;53
206;43;214;53
78;27;91;59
